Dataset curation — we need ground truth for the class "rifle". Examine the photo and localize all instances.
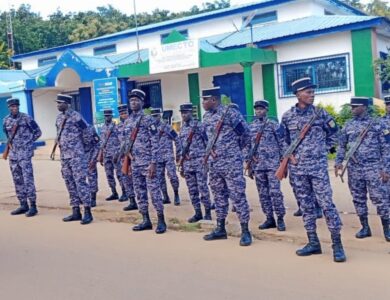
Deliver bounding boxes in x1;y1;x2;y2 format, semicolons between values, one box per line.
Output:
50;115;68;160
338;119;375;183
177;121;198;176
275;109;320;180
203;105;231;164
244;119;268;179
2;117;21;160
97;124;113;164
121;115;143;175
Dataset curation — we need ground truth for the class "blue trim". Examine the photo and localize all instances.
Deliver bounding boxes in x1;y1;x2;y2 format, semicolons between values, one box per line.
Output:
119;78;128;104
25;90;34;118
328;0;366;16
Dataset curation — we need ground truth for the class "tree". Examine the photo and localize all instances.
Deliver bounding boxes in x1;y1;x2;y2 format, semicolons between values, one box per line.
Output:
0;41;12;69
366;0;390;18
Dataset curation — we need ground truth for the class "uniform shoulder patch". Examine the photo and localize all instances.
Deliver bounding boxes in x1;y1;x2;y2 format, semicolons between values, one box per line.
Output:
328;119;336;128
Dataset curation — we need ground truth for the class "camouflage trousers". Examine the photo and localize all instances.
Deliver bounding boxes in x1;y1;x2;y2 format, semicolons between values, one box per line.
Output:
289;166;342;235
9;158;37;205
61;156;91;208
132;164;164;215
158;158;179;194
347;167;389;219
183;167;211;211
103;157;127;194
209;161;250;223
253;169;285;218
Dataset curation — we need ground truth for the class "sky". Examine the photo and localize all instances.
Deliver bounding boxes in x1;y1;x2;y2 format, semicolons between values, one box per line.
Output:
0;0;259;18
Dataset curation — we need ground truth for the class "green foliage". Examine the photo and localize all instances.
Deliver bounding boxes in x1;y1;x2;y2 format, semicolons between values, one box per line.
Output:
375;48;390;90
221;95;232;106
0;41;12;68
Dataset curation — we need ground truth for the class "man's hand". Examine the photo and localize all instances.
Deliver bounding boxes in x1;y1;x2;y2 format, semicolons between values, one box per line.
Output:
380;171;390;183
334;164;343;177
148;163;157;179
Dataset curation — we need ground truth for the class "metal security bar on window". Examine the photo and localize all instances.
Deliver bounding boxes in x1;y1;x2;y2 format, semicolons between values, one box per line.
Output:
277;54;351;98
38;56;57;67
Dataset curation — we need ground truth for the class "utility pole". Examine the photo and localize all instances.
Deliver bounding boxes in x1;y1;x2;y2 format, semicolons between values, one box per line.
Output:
6;3;15;68
133;0;142;63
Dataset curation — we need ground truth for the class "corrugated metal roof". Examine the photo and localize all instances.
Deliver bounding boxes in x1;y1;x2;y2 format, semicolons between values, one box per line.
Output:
205;15;381;48
0;70;31;82
78;55;115;69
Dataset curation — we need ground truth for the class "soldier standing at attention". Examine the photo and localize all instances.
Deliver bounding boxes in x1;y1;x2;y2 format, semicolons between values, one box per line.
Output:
84;125;100;207
100;109;126;201
335;97;390;242
177;103;212;222
54;94;93;224
383;95;390;212
245;100;286;231
280;77;346;262
3;97;41;217
117;104;138;211
150;108;181;206
123;89;166;234
201;87;252;246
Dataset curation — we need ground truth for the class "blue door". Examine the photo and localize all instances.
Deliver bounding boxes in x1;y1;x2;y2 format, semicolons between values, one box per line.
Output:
0;97;9;142
78;87;93;125
213;72;246;116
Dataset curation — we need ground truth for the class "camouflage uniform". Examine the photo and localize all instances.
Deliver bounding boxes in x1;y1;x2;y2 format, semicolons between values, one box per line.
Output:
123;110;163;215
178;119;211;211
84;125;100;194
247;116;285;219
56;109;91;207
3;112;41;206
203;104;250;223
281;104;342;235
336;115;389;219
118;117;135;199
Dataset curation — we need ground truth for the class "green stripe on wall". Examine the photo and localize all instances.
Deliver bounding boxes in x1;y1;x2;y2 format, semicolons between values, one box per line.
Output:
351;29;375;97
187;73;201;119
262;64;277;118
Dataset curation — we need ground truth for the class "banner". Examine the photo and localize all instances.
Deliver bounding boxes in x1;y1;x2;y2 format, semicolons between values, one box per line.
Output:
149;39;199;74
93;77;119;124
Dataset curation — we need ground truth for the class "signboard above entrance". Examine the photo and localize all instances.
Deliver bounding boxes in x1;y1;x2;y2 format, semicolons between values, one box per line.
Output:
93;77;119;123
149;39;199;74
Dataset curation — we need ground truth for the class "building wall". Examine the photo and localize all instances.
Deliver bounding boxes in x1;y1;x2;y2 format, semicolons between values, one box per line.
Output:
278;0;325;22
274;31;353;118
32;90;60;139
377;34;390;54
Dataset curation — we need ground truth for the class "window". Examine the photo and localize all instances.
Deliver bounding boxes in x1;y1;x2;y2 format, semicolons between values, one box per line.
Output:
243;11;277;27
160;29;188;43
93;44;116;56
278;54;350;97
324;10;334;15
37;56;57;67
380;51;390;93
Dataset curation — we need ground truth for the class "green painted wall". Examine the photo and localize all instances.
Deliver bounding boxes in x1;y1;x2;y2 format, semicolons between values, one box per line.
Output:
241;62;254;121
262;64;277;118
351;29;375;97
187;73;201;119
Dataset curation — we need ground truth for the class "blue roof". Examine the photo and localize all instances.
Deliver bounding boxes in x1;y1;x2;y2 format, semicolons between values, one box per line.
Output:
0;70;31;82
12;0;364;61
205;15;384;49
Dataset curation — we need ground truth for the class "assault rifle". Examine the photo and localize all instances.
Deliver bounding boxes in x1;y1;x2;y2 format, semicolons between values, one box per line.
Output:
337;119;375;183
50;115;68;160
2;117;21;160
275;109;320;180
97;124;113;164
177;122;198;176
203;105;231;164
121;115;143;175
244;119;268;179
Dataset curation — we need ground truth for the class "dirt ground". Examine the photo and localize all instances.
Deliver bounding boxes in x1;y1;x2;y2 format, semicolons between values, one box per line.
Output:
1;148;390;299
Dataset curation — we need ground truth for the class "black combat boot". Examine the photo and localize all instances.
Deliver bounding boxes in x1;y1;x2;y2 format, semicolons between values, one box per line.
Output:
331;233;346;263
174;189;180;206
105;188;119;201
80;207;93;225
11;203;29;215
355;216;371;239
276;216;286;231
155;213;167;234
25;203;38;217
380;217;390;242
296;232;322;256
258;216;276;230
162;190;171;204
63;207;82;222
91;192;97;208
123;196;138;211
133;212;153;231
203;219;228;241
240;223;252;246
204;208;212;221
210;202;216;210
188;209;203;223
119;189;128;202
293;208;302;217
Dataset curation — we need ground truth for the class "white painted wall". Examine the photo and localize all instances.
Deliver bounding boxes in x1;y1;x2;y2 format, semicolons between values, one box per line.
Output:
32;89;60;139
278;0;324;22
377;34;390;55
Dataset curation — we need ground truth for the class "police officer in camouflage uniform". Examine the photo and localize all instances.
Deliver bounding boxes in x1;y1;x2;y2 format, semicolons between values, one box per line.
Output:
280;78;345;262
177;103;212;222
100;109;126;201
383;95;390;210
201;87;252;246
245;100;286;231
335;97;390;242
84;125;100;207
3;98;41;217
117;104;138;211
55;94;93;224
150;108;181;206
122;89;166;234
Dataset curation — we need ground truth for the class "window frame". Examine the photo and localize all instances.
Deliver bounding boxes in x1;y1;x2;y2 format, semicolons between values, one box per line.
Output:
243;11;277;27
277;53;351;98
93;44;117;56
37;56;57;67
